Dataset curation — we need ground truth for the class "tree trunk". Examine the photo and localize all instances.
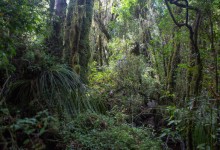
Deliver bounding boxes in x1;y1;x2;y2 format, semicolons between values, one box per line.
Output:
46;0;67;58
167;42;181;92
78;0;94;83
64;0;80;65
98;0;103;66
99;35;103;66
64;0;94;83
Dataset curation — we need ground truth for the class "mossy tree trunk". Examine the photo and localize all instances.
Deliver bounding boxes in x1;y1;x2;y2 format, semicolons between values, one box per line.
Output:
98;0;103;67
78;0;94;82
64;0;94;83
64;0;80;66
98;35;103;66
164;29;181;96
167;41;181;93
47;0;67;58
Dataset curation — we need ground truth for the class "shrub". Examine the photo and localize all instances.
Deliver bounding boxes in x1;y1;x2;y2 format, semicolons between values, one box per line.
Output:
6;51;99;117
63;112;161;149
0;109;62;150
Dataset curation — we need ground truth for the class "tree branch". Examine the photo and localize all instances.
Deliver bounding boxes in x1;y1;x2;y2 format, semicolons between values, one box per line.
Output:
94;12;111;40
168;0;199;11
165;0;186;27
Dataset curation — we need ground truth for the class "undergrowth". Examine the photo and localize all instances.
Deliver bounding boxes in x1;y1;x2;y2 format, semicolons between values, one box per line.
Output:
63;112;162;150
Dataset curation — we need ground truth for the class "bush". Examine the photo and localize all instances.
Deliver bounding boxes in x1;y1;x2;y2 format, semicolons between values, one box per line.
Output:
63;112;161;149
0;109;63;150
6;51;99;117
161;96;218;149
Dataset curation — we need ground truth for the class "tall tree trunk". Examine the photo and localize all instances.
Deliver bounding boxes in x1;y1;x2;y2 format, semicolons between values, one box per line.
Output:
47;0;67;58
167;42;181;93
64;0;80;65
64;0;94;83
99;35;103;66
98;0;103;66
78;0;94;83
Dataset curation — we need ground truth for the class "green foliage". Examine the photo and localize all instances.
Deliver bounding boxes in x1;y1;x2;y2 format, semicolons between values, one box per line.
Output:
0;109;59;149
161;95;218;149
110;0;140;38
107;39;160;96
63;112;161;150
114;54;160;98
11;110;56;136
87;62;112;113
112;0;138;21
0;52;15;74
0;0;48;72
1;0;220;149
89;61;115;91
107;38;130;62
7;51;96;116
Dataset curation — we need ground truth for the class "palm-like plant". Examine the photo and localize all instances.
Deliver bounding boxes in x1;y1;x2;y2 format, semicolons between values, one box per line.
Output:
8;62;96;116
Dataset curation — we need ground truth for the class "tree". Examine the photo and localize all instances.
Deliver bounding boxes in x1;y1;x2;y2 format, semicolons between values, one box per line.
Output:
46;0;67;58
165;0;202;99
64;0;94;82
0;0;48;85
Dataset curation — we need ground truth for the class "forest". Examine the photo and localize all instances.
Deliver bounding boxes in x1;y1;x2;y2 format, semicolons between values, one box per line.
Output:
0;0;220;149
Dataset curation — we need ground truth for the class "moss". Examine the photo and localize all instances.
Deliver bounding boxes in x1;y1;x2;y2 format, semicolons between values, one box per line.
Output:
74;65;81;74
79;21;93;65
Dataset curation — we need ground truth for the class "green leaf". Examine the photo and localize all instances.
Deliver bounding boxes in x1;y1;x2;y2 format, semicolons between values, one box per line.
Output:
159;133;167;138
197;143;206;150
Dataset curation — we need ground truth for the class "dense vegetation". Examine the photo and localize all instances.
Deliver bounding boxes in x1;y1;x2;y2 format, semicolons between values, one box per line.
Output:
1;0;220;149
